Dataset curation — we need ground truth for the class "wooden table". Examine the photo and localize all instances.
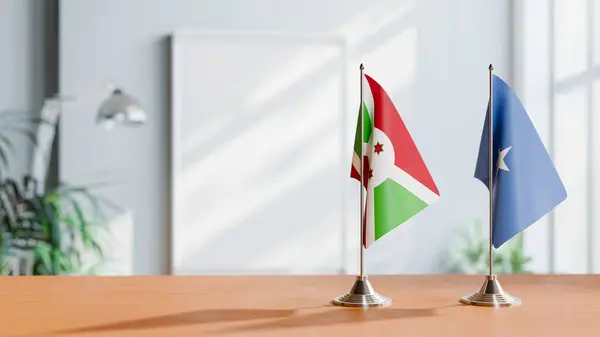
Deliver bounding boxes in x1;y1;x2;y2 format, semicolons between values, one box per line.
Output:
2;275;599;336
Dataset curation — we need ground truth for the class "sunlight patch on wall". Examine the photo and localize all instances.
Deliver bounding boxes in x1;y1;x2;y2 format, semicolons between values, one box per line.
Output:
244;44;343;110
337;0;413;47
360;26;418;96
173;50;345;273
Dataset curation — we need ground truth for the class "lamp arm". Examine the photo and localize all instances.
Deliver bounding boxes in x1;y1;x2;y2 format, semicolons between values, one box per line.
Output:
30;100;61;193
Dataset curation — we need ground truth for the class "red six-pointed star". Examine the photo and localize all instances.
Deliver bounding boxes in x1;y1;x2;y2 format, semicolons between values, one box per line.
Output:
374;142;384;154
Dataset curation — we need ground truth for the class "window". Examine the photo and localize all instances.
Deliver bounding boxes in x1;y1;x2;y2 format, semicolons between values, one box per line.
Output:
515;0;599;274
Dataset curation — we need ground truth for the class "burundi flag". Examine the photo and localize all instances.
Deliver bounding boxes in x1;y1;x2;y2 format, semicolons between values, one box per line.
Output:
351;74;439;248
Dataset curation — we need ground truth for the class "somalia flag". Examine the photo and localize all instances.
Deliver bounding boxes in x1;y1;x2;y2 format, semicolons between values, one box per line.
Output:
474;75;567;248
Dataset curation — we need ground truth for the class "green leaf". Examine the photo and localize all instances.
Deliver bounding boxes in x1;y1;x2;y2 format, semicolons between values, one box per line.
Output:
451;220;533;274
39;202;62;254
87;232;106;259
0;174;115;276
34;242;53;274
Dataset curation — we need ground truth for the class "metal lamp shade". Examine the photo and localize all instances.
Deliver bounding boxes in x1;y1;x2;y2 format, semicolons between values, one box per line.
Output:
97;89;146;128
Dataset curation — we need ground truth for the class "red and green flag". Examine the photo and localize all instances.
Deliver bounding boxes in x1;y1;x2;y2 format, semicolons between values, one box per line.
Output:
351;74;439;248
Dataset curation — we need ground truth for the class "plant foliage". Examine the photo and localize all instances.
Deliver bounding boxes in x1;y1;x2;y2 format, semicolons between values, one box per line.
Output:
450;219;533;274
0;110;118;275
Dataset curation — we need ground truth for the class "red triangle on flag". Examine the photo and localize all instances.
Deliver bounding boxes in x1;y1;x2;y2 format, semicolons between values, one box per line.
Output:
365;74;439;196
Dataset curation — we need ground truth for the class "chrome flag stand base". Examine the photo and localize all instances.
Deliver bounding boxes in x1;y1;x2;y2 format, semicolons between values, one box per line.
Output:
331;275;391;308
460;274;521;307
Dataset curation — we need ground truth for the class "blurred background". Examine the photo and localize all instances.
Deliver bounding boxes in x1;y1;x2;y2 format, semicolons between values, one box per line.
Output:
0;0;596;276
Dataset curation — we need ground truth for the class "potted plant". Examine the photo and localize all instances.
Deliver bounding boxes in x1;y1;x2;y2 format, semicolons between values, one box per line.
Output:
449;219;532;274
0;110;118;275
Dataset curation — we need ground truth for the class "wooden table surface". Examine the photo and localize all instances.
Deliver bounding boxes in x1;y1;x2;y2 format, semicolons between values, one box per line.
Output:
2;275;599;337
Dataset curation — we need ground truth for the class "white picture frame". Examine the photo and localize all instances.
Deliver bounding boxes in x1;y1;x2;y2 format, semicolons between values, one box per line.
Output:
170;30;351;275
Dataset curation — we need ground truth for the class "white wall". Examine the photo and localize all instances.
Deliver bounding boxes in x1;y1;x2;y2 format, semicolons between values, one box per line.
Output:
59;0;512;275
0;0;50;178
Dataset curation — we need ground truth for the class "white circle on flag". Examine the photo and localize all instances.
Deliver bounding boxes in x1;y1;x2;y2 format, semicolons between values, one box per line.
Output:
368;128;395;188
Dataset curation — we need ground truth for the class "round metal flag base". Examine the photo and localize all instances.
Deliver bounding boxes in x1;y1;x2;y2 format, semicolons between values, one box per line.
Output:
331;275;391;308
460;274;521;307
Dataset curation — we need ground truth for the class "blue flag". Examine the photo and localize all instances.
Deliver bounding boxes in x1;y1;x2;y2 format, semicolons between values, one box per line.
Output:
474;75;567;248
